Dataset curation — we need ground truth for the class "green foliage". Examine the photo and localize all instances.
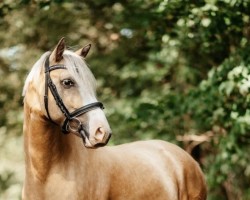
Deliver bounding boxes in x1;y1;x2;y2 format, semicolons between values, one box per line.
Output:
0;0;250;199
186;47;250;197
0;171;14;193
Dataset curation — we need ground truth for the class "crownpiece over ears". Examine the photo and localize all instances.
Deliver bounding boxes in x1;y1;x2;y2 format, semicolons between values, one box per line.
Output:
75;44;91;58
51;37;66;62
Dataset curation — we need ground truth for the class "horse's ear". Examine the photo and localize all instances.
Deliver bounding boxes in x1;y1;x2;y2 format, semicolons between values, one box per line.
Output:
51;37;66;62
75;44;91;58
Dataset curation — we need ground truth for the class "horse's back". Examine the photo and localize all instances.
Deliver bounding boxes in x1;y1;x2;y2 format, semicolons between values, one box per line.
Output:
107;140;207;200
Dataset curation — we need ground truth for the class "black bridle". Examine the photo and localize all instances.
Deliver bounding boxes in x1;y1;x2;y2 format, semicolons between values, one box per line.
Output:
44;55;104;138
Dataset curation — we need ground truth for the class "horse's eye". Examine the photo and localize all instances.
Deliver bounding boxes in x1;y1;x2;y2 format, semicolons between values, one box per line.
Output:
61;79;75;88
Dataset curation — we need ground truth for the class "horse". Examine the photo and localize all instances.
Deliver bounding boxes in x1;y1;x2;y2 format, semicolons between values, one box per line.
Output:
22;38;207;200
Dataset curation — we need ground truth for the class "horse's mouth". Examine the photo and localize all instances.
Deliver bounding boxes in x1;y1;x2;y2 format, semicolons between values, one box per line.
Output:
79;129;112;149
93;133;112;148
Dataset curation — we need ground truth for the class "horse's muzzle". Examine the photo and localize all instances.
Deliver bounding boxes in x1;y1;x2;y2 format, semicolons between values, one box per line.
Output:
80;128;112;148
93;133;112;148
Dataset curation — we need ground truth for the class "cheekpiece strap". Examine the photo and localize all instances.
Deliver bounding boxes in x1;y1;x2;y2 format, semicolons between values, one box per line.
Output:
44;55;70;127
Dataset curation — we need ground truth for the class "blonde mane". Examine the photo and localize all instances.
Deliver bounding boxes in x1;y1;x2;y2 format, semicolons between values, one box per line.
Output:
22;50;96;97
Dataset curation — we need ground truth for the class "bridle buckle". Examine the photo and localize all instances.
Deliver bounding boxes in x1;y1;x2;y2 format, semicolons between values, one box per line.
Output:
67;117;82;133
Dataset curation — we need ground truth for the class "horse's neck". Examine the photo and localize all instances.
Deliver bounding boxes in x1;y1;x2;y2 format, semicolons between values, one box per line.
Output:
23;103;84;182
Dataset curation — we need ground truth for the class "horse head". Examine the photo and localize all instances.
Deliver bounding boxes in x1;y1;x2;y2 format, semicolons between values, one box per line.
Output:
23;38;112;148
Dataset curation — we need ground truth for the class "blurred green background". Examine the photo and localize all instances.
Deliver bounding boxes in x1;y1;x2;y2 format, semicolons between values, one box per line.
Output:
0;0;250;199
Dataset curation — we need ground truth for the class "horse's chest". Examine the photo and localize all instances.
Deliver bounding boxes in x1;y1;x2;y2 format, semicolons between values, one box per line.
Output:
44;171;110;200
44;175;80;200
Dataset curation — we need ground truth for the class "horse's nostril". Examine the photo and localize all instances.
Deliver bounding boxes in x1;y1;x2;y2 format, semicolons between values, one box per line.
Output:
97;127;104;135
93;133;112;148
94;127;105;140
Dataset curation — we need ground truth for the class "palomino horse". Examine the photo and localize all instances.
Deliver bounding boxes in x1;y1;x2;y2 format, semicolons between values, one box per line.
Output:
22;38;207;200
